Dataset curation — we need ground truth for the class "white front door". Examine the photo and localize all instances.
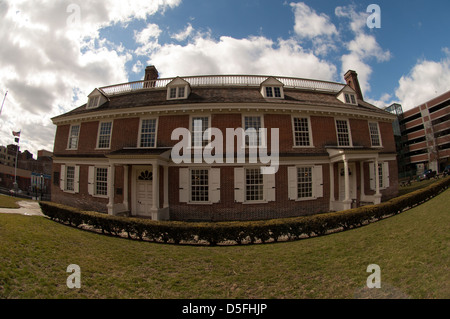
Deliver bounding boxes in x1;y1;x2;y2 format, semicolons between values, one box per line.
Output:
338;162;356;201
134;167;153;217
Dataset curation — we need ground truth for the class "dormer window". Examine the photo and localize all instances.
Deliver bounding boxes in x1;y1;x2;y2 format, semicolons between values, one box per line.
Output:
87;96;100;109
86;89;107;110
167;77;191;100
260;77;285;99
337;86;358;105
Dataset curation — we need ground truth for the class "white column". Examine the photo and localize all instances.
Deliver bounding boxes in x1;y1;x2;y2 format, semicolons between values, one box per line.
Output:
374;157;382;204
123;165;129;211
163;165;169;209
344;159;350;202
360;161;366;202
329;163;335;202
107;164;115;215
152;162;160;213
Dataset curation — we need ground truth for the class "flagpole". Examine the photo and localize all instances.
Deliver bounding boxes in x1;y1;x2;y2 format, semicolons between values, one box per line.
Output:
0;91;7;116
13;131;21;191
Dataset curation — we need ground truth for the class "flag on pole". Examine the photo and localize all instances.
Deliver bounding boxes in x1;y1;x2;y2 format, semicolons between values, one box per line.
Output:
12;131;21;137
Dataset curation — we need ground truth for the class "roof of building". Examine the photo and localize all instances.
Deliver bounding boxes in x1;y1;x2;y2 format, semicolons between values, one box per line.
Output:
52;74;394;122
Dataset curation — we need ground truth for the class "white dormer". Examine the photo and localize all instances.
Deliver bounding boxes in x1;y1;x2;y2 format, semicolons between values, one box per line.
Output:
86;89;108;109
167;77;191;100
260;77;284;99
337;86;358;105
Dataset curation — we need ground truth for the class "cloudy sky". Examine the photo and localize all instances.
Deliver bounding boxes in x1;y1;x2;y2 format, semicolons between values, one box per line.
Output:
1;0;449;156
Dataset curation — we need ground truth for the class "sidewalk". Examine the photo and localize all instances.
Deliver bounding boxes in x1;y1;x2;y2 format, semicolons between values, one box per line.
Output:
0;200;44;216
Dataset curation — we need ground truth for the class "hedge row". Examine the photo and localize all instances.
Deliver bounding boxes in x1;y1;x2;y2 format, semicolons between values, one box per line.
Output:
39;177;450;246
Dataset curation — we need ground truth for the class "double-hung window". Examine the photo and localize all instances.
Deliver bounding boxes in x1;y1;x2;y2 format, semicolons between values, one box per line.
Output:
65;166;75;192
95;167;108;196
245;168;264;202
297;167;313;199
140;119;157;148
191;169;209;203
191;117;210;147
369;122;382;147
68;125;80;150
97;122;112;149
336;119;351;147
244;116;263;147
293;117;311;147
265;86;282;98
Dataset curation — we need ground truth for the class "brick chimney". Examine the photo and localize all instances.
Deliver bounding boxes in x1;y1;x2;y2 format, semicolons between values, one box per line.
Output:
144;66;159;88
344;70;363;100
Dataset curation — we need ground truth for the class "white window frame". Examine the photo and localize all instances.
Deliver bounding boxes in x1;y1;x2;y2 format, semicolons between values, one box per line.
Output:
244;167;265;203
96;121;113;150
369;161;390;190
189;115;211;149
94;166;109;198
291;116;314;148
138;117;158;149
189;168;211;204
288;165;323;201
343;93;357;105
67;124;81;150
60;165;80;194
242;114;266;149
65;165;76;192
368;122;383;148
87;96;100;109
263;86;284;99
335;118;353;147
167;85;188;100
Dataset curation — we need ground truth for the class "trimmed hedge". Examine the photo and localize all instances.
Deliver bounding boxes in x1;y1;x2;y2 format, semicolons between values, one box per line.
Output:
39;177;450;246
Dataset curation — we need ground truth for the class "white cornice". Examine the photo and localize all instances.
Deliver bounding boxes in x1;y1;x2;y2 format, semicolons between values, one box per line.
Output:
52;102;396;125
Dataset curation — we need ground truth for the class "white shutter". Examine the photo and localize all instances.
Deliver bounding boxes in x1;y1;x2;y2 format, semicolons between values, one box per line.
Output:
369;162;375;190
234;168;245;203
179;168;189;203
313;165;323;198
288;166;297;200
74;166;80;193
88;166;95;195
383;162;390;188
60;165;66;191
107;166;112;197
264;171;276;202
210;168;221;203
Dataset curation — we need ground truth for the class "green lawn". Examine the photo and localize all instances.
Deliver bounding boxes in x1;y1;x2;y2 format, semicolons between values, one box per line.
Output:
0;194;21;209
0;188;449;299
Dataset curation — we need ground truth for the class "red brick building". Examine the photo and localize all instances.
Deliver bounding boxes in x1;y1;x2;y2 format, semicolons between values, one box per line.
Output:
51;67;398;221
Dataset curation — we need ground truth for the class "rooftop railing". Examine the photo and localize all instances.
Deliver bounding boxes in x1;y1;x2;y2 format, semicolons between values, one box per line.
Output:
99;75;345;96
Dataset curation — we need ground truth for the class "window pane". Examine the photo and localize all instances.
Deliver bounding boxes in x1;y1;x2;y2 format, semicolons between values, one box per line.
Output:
178;87;185;98
96;168;108;196
265;87;273;98
350;95;356;104
344;94;351;104
191;169;209;202
170;88;177;99
244;116;262;147
274;87;281;98
297;167;312;198
66;166;75;191
140;119;157;148
336;120;350;147
192;117;209;147
68;125;80;149
98;122;112;148
369;122;381;147
245;168;264;201
293;117;310;146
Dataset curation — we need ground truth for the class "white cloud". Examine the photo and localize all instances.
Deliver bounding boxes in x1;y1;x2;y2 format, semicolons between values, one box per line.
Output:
171;23;194;41
335;5;391;95
146;35;337;80
0;0;181;155
395;52;450;111
291;2;337;39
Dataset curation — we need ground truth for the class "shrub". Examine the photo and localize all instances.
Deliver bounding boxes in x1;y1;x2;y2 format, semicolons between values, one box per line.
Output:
39;177;450;246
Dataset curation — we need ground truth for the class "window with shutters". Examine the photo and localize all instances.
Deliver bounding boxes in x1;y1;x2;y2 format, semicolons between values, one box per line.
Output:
369;162;390;190
288;165;323;201
65;166;75;192
95;167;108;196
297;167;313;199
245;168;264;202
191;169;209;203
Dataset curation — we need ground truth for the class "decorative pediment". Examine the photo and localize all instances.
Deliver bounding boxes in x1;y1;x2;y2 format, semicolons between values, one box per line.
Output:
337;85;358;105
260;77;284;99
166;77;191;100
87;89;108;109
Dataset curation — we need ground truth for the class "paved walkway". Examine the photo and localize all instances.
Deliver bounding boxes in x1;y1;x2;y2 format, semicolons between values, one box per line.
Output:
0;200;44;216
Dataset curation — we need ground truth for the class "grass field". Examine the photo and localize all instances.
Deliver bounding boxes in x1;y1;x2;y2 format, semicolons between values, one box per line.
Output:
0;194;21;209
0;186;449;299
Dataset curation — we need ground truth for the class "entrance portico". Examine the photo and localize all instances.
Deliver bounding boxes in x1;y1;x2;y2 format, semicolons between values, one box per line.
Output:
328;148;383;211
106;149;171;220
